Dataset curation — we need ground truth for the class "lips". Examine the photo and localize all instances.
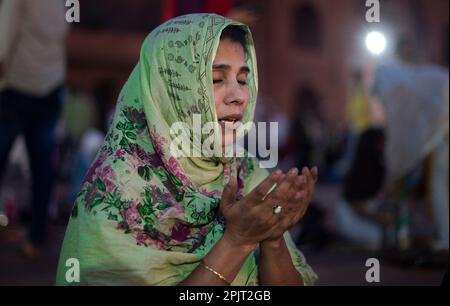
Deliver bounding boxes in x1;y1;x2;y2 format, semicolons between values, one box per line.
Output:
218;113;243;122
218;114;243;130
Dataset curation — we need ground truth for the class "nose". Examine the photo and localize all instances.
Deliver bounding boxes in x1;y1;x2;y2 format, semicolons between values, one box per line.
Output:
224;81;247;106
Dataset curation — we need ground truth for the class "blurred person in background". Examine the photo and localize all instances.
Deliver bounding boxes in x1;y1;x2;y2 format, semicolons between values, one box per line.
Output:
347;69;371;137
55;90;103;218
287;88;325;172
280;89;332;251
335;128;393;250
0;0;69;257
337;69;372;176
372;35;449;255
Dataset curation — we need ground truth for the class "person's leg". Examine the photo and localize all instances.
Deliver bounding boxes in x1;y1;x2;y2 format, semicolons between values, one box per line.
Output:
0;90;21;187
334;200;384;250
23;87;63;246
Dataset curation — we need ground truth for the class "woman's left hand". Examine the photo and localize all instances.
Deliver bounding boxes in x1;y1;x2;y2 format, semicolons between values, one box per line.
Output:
261;166;318;244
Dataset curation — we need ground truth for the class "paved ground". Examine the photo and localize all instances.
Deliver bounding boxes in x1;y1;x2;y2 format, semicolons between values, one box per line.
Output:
0;224;64;286
0;221;446;286
305;245;446;286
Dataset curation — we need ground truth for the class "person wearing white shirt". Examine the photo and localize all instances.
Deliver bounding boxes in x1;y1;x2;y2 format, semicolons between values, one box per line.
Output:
0;0;69;257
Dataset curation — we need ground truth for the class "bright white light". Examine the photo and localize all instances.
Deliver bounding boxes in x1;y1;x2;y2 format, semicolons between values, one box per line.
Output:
365;31;386;55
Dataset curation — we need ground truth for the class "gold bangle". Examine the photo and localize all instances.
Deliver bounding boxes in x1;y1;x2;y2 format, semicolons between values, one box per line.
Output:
200;261;230;285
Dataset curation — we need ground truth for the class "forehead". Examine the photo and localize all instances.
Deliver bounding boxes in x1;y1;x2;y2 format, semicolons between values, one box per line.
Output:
213;38;246;64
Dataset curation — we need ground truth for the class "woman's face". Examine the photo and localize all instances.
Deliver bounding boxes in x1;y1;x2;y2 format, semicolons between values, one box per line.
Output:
213;38;250;147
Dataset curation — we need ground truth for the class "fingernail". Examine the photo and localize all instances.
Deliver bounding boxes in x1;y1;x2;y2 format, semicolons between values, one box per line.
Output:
289;168;298;175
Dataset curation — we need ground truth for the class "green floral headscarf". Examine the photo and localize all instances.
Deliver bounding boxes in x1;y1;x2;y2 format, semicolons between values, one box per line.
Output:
56;14;317;286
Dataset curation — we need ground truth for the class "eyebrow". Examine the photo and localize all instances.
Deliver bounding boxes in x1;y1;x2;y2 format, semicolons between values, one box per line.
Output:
212;64;250;74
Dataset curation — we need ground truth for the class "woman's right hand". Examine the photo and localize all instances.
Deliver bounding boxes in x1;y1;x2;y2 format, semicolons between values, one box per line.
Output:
219;170;285;249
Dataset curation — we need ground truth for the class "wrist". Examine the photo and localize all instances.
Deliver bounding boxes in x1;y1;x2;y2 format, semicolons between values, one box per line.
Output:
261;236;284;249
222;230;257;253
